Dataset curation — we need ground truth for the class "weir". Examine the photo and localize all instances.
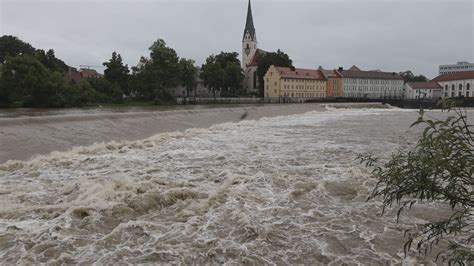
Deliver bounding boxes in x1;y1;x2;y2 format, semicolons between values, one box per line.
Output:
0;103;383;163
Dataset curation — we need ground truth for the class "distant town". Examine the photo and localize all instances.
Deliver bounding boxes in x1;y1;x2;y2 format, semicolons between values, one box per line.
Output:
0;0;472;108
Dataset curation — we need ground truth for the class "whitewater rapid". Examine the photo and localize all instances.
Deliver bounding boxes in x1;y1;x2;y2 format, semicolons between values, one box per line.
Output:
0;106;453;264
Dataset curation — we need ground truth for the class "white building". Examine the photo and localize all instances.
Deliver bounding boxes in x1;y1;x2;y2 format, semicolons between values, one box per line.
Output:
439;62;474;75
404;82;442;100
432;71;474;98
339;66;404;99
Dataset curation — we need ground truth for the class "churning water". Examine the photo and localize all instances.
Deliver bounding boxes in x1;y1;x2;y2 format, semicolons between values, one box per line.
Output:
0;105;458;264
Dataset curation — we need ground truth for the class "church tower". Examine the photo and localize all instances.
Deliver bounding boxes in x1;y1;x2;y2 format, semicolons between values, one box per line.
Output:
242;0;257;69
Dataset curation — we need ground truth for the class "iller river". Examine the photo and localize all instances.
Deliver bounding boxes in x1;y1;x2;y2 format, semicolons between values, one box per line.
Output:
0;103;465;264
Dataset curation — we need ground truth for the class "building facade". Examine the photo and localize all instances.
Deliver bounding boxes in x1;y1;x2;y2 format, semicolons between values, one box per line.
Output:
432;71;474;98
404;82;442;99
264;65;326;102
339;66;404;99
321;69;343;97
439;62;474;75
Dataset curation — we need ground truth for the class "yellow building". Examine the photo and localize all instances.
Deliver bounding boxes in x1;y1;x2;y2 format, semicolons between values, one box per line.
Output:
264;65;327;102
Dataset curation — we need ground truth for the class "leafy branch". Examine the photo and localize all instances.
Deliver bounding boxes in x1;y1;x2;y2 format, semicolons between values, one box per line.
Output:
358;104;473;265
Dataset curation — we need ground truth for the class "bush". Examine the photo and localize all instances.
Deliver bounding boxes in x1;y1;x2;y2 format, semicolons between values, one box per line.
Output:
359;106;473;264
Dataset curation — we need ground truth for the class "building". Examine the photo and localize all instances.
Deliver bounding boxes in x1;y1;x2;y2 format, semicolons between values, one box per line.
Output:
64;67;83;83
439;62;474;75
172;67;216;98
339;66;404;99
64;67;101;83
264;65;326;102
242;0;265;95
79;68;100;79
404;82;442;100
432;71;474;98
320;68;343;97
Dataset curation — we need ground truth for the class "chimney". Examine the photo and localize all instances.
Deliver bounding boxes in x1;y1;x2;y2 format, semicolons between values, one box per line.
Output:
338;67;343;71
290;66;296;71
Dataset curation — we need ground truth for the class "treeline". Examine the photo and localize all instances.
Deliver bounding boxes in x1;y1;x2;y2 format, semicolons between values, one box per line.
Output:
0;35;296;108
0;36;243;107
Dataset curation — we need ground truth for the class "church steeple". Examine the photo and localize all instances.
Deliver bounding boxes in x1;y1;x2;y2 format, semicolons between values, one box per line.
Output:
242;0;258;69
243;0;256;42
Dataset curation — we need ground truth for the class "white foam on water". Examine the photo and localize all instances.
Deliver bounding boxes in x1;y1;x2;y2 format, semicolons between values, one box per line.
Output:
0;107;451;264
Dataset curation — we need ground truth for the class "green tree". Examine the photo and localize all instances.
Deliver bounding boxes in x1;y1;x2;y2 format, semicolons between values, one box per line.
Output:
131;39;180;102
0;55;66;107
0;35;36;63
87;77;122;103
200;52;243;98
178;58;197;97
103;52;130;97
359;105;473;264
400;70;428;83
63;80;96;107
35;49;68;72
200;55;225;99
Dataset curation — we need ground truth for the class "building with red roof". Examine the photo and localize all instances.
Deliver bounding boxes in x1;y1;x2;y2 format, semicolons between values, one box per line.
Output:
404;82;442;99
320;69;343;97
263;65;327;102
432;71;474;98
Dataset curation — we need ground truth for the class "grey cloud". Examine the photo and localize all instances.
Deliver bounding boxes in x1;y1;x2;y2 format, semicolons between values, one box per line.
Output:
2;0;473;78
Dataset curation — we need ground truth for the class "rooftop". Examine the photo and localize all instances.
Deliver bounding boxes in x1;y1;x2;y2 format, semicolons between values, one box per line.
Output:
339;66;403;80
432;71;474;82
407;82;442;90
274;66;326;80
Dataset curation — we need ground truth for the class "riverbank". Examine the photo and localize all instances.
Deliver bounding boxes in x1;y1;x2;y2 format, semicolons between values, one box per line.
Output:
0;102;387;163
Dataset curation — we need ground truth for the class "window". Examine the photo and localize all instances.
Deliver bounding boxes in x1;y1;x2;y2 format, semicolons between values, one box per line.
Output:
452;84;455;90
459;84;463;90
467;83;470;90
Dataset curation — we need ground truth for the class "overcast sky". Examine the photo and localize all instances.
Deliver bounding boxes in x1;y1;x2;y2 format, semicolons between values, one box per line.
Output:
1;0;473;78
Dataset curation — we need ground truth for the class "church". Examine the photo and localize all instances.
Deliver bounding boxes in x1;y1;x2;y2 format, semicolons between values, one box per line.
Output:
242;0;265;95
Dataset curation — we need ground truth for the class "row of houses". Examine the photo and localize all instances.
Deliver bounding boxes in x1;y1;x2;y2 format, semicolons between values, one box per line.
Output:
264;65;474;101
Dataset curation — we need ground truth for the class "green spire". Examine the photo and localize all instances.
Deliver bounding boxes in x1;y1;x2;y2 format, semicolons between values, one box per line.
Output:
243;0;256;41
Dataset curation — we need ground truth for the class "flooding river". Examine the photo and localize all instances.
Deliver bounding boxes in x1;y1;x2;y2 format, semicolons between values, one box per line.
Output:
0;104;459;264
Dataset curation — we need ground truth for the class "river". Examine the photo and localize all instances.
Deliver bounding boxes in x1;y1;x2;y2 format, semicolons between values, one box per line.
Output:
0;104;458;264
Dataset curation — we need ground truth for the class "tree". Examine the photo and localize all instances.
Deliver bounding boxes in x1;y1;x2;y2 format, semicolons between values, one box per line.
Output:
0;35;36;63
178;58;197;97
0;55;67;107
200;52;243;98
200;55;225;99
35;49;68;72
358;104;473;264
63;80;96;107
87;77;122;103
256;49;293;97
400;70;428;83
103;52;130;97
131;39;180;102
216;52;243;97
